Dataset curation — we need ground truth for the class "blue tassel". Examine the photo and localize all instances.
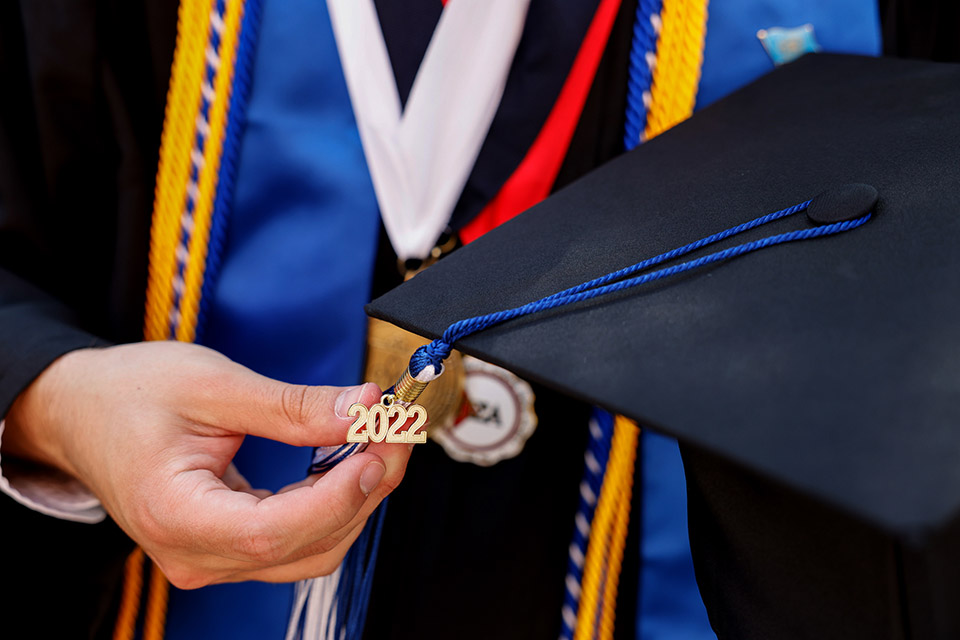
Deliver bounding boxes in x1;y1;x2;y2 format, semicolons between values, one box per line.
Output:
330;499;389;639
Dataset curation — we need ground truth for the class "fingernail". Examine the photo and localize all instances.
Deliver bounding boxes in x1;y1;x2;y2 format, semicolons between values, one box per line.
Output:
360;461;386;495
335;385;366;418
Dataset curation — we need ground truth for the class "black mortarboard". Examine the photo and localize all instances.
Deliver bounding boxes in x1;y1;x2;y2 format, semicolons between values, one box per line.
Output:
368;54;960;638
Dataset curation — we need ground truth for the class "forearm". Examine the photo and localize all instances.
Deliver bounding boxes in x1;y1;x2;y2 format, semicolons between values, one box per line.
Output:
0;268;105;422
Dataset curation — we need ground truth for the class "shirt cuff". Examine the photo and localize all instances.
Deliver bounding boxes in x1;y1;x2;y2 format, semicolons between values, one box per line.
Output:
0;419;105;523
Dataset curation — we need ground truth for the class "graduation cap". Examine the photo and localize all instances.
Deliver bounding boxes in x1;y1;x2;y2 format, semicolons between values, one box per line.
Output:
367;54;960;638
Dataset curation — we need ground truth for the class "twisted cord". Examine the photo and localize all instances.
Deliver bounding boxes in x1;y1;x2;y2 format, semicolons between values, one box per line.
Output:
165;0;229;339
644;0;709;140
595;416;640;640
144;0;211;340
559;411;615;640
142;561;170;640
574;416;640;640
174;0;247;342
309;442;364;474
112;548;146;640
541;200;809;303
623;0;663;149
196;0;264;342
410;203;867;377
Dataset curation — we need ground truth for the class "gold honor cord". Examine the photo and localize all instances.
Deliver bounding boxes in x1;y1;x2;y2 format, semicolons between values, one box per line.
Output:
114;550;171;640
575;1;708;637
645;0;709;140
574;417;640;640
144;0;245;343
116;1;247;639
113;548;145;640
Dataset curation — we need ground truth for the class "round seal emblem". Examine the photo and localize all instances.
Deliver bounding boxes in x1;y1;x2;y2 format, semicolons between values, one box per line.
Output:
431;356;537;466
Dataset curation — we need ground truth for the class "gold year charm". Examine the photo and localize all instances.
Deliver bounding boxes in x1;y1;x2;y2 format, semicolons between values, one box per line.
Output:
346;394;428;444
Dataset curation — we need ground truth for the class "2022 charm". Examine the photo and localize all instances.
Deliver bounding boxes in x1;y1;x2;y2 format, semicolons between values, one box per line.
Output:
346;394;428;444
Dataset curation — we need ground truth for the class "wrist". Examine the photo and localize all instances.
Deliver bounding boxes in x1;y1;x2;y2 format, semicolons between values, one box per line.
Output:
3;347;96;479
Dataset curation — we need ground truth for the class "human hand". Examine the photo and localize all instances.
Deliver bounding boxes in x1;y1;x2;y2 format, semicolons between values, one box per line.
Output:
3;341;410;588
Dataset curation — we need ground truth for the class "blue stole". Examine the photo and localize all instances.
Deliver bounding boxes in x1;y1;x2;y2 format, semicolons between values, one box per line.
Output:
163;1;379;637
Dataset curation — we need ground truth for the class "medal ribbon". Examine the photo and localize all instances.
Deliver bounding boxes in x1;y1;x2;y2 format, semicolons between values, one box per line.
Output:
459;0;624;243
326;0;531;260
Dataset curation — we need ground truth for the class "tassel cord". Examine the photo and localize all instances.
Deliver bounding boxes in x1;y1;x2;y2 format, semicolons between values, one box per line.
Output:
410;202;871;377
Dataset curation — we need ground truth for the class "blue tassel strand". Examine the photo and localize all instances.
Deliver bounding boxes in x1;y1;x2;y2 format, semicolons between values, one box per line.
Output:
330;500;389;640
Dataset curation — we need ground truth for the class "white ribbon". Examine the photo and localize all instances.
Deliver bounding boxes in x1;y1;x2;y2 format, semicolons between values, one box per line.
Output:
327;0;531;259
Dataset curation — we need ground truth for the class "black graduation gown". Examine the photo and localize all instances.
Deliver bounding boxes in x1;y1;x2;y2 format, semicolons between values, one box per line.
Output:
4;2;952;638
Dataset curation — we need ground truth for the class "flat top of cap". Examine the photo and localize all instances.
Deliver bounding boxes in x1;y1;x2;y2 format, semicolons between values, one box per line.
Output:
369;54;960;536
